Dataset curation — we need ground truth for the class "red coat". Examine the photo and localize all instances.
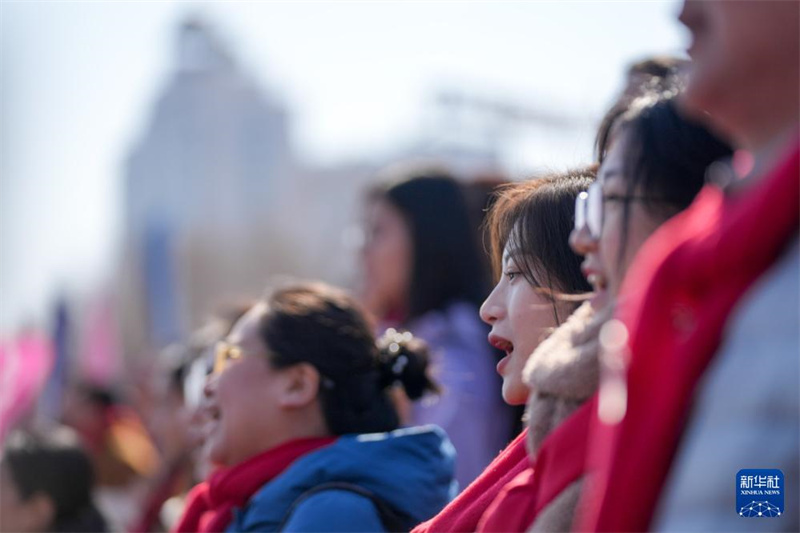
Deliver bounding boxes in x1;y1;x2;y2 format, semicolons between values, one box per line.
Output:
577;142;800;532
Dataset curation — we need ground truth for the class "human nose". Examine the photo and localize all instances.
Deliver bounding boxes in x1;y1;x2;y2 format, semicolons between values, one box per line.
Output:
479;284;505;325
678;0;701;34
570;224;598;256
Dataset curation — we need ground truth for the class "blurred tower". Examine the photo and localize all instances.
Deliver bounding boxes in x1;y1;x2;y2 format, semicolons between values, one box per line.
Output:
119;17;293;362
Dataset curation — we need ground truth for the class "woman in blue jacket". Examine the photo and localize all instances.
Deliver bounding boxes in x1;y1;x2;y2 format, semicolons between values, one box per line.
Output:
173;281;455;533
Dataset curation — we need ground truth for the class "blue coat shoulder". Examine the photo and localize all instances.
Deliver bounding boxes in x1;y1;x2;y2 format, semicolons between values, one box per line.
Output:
227;426;456;532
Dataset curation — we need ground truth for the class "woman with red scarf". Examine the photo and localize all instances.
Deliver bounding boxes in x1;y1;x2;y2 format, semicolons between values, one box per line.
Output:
412;171;595;533
577;1;800;530
172;282;455;532
477;89;733;532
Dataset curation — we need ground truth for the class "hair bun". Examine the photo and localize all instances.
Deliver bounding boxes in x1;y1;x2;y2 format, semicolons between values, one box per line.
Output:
376;328;439;401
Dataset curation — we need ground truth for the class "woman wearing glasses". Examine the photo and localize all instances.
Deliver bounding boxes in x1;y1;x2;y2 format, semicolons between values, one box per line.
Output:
476;91;732;533
572;91;732;308
173;282;455;533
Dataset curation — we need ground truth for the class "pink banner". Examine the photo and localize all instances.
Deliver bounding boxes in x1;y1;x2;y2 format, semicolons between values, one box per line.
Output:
0;333;54;440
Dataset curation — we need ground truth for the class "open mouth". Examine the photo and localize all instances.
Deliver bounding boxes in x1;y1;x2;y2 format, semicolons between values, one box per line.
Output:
581;258;608;292
585;272;607;291
201;402;222;432
200;411;220;442
488;334;514;356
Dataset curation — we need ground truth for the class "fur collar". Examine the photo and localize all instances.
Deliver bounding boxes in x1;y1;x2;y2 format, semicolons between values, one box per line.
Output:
523;301;613;455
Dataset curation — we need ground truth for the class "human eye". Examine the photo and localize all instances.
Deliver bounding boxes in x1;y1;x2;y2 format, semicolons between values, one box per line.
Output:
603;193;628;204
504;269;521;282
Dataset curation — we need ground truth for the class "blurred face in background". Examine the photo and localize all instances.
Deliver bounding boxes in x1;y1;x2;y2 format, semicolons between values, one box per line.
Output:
571;131;665;302
678;0;800;146
60;386;106;451
361;198;413;319
480;239;563;406
146;372;196;462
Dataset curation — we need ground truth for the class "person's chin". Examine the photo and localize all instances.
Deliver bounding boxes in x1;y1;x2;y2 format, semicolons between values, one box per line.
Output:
205;432;229;467
209;450;231;468
679;68;730;130
590;288;609;310
680;81;708;114
502;384;528;407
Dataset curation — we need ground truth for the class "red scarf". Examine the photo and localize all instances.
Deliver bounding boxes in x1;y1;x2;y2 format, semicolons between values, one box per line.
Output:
412;430;529;533
172;437;335;533
476;399;593;532
577;142;799;532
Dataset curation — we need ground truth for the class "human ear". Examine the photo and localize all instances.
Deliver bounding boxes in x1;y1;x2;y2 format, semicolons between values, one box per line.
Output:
278;363;321;409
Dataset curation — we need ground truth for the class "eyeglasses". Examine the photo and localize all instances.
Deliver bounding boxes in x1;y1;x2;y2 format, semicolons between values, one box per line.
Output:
210;341;336;388
574;182;604;239
213;341;243;374
574;182;672;239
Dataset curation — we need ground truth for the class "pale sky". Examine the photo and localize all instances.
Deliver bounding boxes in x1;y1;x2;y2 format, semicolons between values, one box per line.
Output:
0;0;686;333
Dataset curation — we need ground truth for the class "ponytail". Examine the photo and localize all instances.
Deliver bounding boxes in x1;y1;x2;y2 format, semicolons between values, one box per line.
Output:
376;328;439;401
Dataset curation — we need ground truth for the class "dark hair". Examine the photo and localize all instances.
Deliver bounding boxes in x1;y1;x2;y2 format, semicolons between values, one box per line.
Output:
485;171;595;323
462;175;510;288
595;92;734;265
256;282;439;435
370;169;490;321
627;55;688;80
623;55;688;100
3;429;108;532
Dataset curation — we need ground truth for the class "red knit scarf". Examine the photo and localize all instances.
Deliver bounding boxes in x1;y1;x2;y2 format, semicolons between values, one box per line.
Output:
172;437;336;533
577;142;799;532
412;430;529;533
477;398;593;532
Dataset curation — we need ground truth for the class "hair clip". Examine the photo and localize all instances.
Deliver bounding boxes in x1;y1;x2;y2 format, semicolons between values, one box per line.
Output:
392;355;409;377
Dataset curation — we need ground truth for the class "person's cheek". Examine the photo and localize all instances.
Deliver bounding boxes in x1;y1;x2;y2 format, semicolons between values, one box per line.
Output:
601;215;620;269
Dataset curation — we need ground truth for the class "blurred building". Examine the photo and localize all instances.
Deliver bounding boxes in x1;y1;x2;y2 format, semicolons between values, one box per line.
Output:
119;17;386;364
120;18;296;360
117;17;576;364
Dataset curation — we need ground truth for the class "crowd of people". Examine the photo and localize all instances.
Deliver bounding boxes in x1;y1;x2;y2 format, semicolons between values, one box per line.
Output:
1;1;797;532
